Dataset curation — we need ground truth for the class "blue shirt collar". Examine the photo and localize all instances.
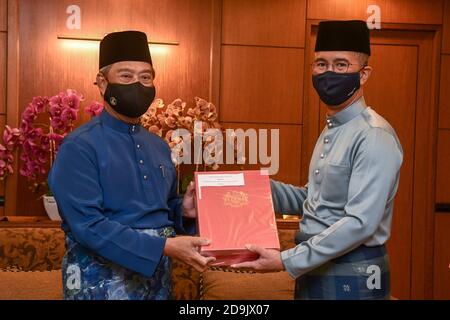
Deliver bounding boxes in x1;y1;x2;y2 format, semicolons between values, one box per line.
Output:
326;97;367;127
100;109;141;134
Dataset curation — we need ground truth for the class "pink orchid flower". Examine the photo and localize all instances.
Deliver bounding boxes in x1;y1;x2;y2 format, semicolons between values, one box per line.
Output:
84;101;104;117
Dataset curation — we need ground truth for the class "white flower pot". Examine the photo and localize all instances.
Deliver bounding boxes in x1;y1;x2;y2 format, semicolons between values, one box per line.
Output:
43;195;61;221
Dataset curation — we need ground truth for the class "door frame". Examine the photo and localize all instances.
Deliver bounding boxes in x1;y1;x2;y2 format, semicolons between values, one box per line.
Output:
302;20;441;299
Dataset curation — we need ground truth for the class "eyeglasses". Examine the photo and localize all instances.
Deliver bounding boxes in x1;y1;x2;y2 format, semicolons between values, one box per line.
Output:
311;61;366;74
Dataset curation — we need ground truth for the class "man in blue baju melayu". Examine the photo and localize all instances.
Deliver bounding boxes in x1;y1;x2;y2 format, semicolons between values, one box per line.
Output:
48;31;215;300
232;21;403;300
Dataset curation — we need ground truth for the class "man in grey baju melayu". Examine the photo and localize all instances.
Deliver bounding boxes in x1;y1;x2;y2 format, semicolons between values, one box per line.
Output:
231;20;403;300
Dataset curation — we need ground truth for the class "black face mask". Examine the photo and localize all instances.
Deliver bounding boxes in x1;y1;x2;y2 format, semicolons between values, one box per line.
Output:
104;82;156;118
312;71;361;107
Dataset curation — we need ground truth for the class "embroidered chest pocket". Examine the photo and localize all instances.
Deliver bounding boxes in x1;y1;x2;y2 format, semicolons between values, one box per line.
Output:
320;164;351;205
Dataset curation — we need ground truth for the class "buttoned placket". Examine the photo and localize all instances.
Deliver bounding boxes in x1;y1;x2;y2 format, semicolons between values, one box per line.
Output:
312;119;336;201
130;125;151;189
321;121;335;163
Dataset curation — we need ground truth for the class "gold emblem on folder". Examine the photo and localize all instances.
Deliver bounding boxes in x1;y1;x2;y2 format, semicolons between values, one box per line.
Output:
223;191;249;208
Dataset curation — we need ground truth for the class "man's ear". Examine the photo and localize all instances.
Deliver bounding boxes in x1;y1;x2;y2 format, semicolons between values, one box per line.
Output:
360;66;372;86
96;73;108;96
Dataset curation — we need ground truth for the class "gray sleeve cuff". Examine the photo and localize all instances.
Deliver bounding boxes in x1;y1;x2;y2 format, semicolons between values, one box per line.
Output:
281;248;303;279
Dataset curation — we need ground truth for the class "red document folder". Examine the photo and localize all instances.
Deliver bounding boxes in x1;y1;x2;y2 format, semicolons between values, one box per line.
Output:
195;170;280;266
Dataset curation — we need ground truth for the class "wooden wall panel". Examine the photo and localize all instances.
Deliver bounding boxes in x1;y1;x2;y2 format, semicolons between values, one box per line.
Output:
408;29;440;300
0;0;6;32
435;1;450;298
19;0;212;104
439;55;450;128
47;0;184;43
14;0;213;216
443;0;450;54
222;0;306;47
307;0;444;25
221;122;302;187
436;130;450;203
433;214;450;299
0;32;5;114
220;45;304;124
